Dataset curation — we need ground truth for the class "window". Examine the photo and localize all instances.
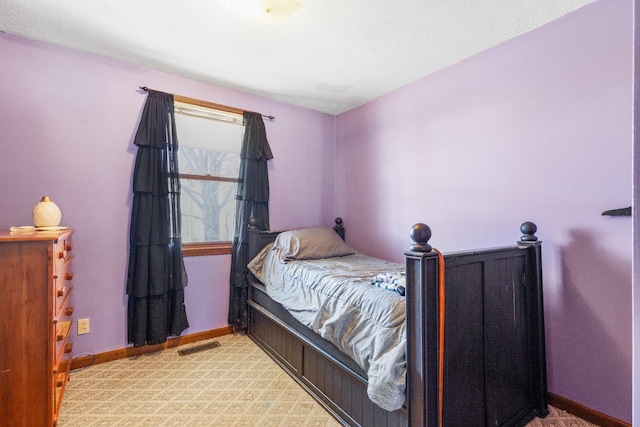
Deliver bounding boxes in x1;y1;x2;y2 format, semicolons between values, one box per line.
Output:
174;100;244;256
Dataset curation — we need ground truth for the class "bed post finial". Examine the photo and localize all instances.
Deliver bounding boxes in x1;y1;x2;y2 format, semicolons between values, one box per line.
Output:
334;217;345;240
519;221;538;242
248;217;258;230
410;223;432;252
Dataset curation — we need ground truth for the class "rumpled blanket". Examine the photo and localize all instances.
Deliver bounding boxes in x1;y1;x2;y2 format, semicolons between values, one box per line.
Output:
250;245;406;412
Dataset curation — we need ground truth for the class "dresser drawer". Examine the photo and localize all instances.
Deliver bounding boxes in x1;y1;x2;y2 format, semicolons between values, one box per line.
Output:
54;235;73;264
53;353;72;425
54;320;72;371
54;281;73;320
53;236;73;284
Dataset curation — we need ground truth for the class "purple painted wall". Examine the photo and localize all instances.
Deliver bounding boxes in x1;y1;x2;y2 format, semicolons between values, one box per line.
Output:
336;0;633;423
0;32;337;356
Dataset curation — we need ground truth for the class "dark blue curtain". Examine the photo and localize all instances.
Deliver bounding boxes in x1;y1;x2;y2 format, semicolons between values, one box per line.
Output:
228;112;273;329
127;89;189;347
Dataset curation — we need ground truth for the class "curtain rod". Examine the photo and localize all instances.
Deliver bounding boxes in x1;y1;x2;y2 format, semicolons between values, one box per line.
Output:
139;86;275;120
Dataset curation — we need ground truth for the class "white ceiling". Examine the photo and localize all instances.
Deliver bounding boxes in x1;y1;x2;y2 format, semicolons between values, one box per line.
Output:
1;0;596;115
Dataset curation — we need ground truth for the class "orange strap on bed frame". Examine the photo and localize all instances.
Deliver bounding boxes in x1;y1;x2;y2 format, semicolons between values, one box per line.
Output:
433;248;445;427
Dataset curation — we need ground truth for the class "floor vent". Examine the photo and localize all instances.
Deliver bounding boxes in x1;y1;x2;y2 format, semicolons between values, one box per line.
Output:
178;341;221;356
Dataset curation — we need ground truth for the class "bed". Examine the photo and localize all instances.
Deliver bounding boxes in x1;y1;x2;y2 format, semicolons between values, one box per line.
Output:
246;218;548;427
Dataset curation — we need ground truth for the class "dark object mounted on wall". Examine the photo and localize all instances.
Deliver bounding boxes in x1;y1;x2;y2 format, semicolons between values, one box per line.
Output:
601;206;631;216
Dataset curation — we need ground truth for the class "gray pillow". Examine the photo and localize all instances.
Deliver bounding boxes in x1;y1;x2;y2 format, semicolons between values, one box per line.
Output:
247;243;273;281
273;226;354;261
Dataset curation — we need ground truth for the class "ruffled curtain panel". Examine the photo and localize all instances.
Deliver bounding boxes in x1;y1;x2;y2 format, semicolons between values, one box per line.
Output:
228;112;273;329
127;89;189;347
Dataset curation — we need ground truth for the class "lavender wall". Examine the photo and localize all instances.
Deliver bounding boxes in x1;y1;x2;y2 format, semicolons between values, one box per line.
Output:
0;32;337;356
336;0;633;423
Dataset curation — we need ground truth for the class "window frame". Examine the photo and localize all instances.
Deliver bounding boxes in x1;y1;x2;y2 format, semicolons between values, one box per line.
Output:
174;94;244;257
182;241;233;257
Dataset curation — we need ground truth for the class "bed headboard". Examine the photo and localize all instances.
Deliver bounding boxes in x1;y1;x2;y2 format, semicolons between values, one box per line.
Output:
247;217;345;262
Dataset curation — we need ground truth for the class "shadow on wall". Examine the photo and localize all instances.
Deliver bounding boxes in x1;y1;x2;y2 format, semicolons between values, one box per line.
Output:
546;228;631;421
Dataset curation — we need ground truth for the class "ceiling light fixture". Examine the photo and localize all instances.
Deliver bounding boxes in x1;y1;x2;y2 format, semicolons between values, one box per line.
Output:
227;0;303;26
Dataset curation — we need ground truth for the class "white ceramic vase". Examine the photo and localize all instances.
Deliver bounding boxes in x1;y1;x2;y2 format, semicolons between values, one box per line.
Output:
32;196;62;227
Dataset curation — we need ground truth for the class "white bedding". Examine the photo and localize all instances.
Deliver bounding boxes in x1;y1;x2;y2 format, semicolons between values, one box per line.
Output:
251;244;407;411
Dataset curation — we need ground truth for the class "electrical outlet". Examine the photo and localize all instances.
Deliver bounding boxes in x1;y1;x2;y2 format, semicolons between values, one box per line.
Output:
77;318;90;335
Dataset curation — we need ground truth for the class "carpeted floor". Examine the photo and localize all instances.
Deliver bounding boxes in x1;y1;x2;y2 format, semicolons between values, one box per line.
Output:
58;334;596;427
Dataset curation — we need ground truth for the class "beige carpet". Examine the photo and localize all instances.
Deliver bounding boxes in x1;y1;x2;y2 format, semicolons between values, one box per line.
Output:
58;334;595;427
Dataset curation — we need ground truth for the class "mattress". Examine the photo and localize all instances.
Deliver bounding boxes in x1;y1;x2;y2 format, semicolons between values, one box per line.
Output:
250;244;407;411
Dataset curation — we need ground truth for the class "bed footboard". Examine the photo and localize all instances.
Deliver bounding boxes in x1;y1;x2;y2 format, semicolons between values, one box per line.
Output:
405;222;548;427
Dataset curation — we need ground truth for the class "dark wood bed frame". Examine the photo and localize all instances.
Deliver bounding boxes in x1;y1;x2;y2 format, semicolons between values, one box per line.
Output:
246;219;548;427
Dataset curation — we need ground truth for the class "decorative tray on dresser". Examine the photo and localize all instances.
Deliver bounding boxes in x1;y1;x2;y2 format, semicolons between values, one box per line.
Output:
0;228;75;427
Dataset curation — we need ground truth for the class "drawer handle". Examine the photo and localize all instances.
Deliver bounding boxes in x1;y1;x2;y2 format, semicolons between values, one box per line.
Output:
65;272;74;280
56;380;64;388
57;287;66;297
65;306;74;316
58;251;65;259
65;343;73;353
57;332;64;341
66;243;73;252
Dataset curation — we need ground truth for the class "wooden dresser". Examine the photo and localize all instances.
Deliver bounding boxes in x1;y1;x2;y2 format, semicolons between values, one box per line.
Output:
0;229;74;427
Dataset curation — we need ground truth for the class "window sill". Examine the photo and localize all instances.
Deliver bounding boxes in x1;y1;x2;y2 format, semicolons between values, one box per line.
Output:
183;242;232;257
